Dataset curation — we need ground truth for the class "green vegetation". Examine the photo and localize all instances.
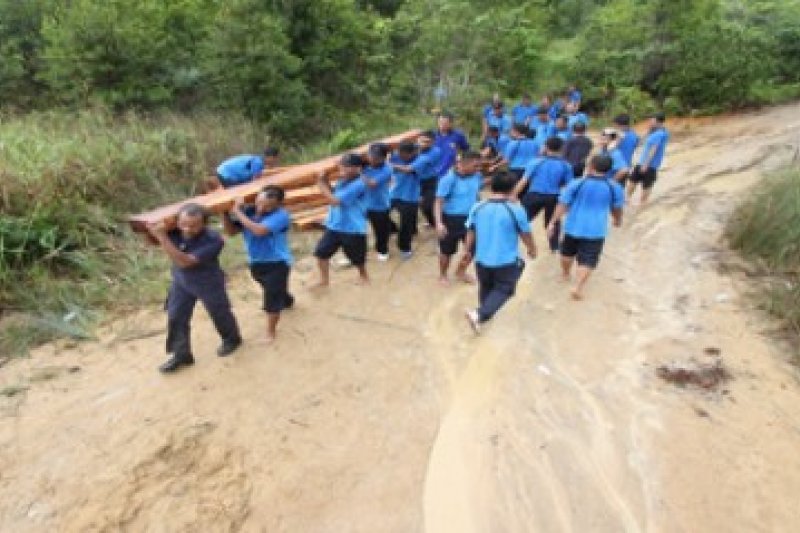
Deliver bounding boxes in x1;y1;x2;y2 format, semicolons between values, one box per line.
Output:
726;168;800;351
2;0;800;353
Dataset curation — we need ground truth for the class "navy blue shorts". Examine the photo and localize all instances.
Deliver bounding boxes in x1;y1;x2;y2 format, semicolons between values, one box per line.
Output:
439;214;469;256
249;262;293;313
560;234;605;268
314;230;367;266
630;165;658;189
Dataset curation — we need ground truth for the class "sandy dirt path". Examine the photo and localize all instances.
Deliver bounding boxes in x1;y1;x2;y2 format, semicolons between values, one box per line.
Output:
2;103;800;532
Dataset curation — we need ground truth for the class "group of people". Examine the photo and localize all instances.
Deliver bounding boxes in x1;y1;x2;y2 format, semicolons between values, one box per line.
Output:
148;88;671;373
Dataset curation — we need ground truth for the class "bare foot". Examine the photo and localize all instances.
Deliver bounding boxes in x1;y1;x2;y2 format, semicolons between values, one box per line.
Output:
265;334;276;344
438;276;451;287
561;273;571;282
570;288;584;301
456;273;476;285
355;276;370;286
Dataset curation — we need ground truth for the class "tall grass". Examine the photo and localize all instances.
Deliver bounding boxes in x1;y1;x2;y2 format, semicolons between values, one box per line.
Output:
726;167;800;344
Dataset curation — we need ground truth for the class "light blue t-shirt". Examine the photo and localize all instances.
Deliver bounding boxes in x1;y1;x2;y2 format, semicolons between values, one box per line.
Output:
617;129;640;166
412;146;442;181
436;170;483;216
639;127;670;169
567;112;590;129
512;104;537;125
466;200;531;267
523;156;574;195
559;176;625;239
602;147;628;180
390;153;420;203
548;101;563;121
325;177;368;234
487;114;512;135
216;155;264;186
240;207;293;265
569;89;582;103
555;128;572;141
503;138;542;170
363;162;392;212
531;118;555;143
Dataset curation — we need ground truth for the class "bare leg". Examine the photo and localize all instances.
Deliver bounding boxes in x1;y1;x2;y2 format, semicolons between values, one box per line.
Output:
560;255;574;281
312;258;330;288
626;181;637;200
571;265;593;300
640;187;653;205
355;265;370;285
266;313;280;343
439;254;452;285
454;254;475;284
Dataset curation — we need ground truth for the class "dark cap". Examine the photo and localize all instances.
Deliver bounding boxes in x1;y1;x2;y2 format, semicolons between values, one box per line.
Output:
340;153;365;167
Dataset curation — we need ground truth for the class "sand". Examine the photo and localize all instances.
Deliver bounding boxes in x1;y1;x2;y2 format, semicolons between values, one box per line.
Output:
2;103;800;532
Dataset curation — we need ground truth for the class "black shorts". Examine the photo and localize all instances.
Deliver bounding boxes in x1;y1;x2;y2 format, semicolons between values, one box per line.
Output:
630;165;658;189
314;230;367;266
439;214;469;256
249;262;293;313
560;234;605;268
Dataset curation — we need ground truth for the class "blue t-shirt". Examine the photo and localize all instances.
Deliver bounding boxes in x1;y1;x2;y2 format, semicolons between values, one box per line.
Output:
569;89;582;103
523;156;573;195
482;104;493;120
567;112;590;129
503;138;542;170
434;130;470;177
325;177;368;234
486;114;512;135
436;170;483;216
216;155;264;186
602;147;628;180
412;146;443;181
617;129;640;166
555;128;572;141
559;176;625;239
531;118;555;143
466;200;531;267
240;207;293;265
512;104;537;125
362;162;392;212
548;101;564;120
390;153;420;203
639;127;670;169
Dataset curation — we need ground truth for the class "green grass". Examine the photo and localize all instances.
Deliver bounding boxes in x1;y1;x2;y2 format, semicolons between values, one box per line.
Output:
726;167;800;353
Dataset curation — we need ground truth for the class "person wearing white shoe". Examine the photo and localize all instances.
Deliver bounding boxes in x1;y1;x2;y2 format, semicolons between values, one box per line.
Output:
363;143;394;260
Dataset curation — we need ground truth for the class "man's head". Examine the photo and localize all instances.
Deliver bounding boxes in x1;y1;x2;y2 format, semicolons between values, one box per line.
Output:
456;151;482;175
537;107;549;120
339;153;365;179
490;171;517;195
600;128;618;149
566;101;578;114
544;136;564;155
418;130;436;150
521;93;532;105
438;112;454;133
491;101;505;117
177;203;208;239
367;143;388;167
540;95;551;107
649;112;666;129
264;146;280;168
555;115;568;130
255;185;285;213
613;113;631;129
486;125;500;139
397;141;417;162
588;154;613;175
511;123;529;139
572;122;587;135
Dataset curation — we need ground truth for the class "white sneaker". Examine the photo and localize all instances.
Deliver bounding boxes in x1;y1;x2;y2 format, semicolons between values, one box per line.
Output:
336;257;352;267
376;253;389;262
400;251;413;261
465;309;481;335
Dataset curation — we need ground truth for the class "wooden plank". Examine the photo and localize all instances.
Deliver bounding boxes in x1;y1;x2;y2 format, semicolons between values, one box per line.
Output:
128;129;420;233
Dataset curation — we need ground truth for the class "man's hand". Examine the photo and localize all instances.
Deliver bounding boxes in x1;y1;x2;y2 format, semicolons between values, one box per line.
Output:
233;196;246;211
435;223;448;239
148;221;167;238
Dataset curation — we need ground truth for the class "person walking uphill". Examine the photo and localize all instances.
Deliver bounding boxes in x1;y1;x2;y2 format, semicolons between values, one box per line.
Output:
362;143;394;261
393;130;442;228
464;172;537;334
223;186;294;344
628;112;670;205
314;153;370;287
548;155;625;301
148;204;242;373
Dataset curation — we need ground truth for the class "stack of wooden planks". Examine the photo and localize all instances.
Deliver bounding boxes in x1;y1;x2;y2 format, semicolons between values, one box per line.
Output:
128;129;421;237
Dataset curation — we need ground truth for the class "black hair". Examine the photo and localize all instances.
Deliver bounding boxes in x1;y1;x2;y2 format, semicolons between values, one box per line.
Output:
459;150;482;161
652;112;666;123
555;114;568;123
591;154;613;173
264;146;279;157
398;141;417;155
261;184;285;202
537;107;549;115
572;122;587;133
545;136;564;152
439;111;454;121
340;153;365;167
178;203;209;223
491;171;517;193
487;125;500;134
420;130;436;140
511;123;529;136
613;113;631;127
522;93;531;99
368;142;389;159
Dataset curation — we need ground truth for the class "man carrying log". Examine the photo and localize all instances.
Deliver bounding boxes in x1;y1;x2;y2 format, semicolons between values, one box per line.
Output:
223;185;294;344
148;204;242;373
209;146;280;190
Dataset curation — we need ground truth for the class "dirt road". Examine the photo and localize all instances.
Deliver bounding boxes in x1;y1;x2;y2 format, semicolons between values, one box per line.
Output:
2;104;800;532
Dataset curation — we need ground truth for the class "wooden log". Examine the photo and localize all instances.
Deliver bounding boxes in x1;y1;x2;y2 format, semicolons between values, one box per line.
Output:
127;129;420;234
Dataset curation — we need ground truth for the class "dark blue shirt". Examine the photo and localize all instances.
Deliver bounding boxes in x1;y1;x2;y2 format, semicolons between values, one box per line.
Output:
434;130;470;177
168;228;225;287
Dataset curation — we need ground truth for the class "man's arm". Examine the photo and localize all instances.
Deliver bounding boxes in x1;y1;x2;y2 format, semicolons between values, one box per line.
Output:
611;207;623;227
317;172;341;205
547;203;569;237
512;176;529;199
434;197;447;238
231;198;270;236
463;229;476;260
148;224;199;269
520;231;537;258
641;144;658;171
221;210;241;236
